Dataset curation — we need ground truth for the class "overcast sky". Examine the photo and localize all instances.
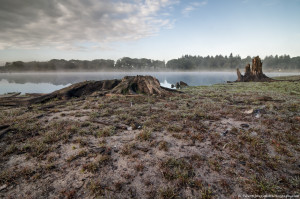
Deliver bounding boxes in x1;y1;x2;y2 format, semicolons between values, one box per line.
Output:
0;0;299;64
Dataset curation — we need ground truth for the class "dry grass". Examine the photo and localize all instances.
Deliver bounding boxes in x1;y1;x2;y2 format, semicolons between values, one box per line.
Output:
0;76;299;198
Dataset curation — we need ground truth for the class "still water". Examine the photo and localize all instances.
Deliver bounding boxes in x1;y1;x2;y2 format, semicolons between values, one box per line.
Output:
0;72;298;94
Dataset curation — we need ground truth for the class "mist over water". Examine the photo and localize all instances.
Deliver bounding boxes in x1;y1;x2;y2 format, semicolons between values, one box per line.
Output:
0;71;298;94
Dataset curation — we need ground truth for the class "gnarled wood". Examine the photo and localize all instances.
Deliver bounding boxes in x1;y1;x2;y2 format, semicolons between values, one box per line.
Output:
0;75;177;106
237;68;242;82
29;79;121;104
110;75;172;96
236;56;271;82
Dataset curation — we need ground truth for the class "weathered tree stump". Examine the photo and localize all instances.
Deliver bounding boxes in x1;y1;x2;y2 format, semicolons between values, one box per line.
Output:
0;76;177;106
236;56;271;82
32;76;172;103
110;75;173;95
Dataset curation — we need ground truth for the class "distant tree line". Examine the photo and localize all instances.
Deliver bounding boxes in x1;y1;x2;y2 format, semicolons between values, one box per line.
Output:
0;59;115;72
115;57;165;70
263;55;300;70
1;54;299;72
166;54;251;70
166;54;300;71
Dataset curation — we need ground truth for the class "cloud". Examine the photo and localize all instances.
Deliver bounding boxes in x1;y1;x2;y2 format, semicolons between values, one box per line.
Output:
182;1;207;17
0;0;177;50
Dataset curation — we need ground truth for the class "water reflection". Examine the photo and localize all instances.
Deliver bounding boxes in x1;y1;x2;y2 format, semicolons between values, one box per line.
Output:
0;79;71;94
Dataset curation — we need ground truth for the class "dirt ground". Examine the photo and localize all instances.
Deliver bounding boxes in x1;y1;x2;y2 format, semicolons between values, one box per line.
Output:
0;76;299;198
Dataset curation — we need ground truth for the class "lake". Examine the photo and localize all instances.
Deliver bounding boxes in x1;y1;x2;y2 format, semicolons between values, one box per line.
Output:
0;72;298;94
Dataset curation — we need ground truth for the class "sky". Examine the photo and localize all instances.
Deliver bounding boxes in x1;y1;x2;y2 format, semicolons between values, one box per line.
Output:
0;0;300;65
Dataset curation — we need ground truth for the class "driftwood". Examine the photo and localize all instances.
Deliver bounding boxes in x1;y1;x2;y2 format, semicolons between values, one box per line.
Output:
0;76;177;106
236;56;271;82
29;79;121;104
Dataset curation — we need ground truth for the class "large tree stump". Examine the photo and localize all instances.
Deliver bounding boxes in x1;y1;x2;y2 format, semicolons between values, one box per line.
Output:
0;76;176;106
110;75;172;95
236;56;271;82
32;76;173;103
